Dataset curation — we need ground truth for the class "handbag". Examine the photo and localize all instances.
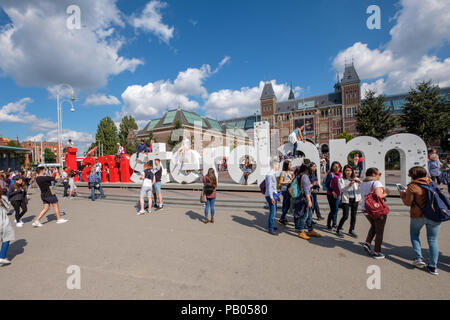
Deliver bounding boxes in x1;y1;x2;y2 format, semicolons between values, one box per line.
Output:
200;191;207;203
364;182;389;219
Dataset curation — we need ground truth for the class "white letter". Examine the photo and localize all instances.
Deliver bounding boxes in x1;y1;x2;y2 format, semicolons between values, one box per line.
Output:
66;265;81;289
366;265;381;289
366;5;381;30
66;5;81;30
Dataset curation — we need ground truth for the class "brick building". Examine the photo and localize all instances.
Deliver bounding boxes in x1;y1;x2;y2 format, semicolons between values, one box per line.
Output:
20;140;64;164
260;63;361;151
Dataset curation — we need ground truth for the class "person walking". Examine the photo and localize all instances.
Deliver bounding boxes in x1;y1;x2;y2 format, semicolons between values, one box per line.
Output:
360;167;389;259
325;161;342;229
309;162;323;221
337;165;361;238
138;162;155;215
68;170;79;199
399;166;442;275
0;189;15;265
278;160;293;225
152;158;163;209
8;175;28;228
202;168;217;224
32;167;68;227
428;154;441;186
265;159;280;235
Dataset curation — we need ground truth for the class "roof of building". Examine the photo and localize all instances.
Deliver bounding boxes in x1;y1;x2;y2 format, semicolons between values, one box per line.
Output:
276;92;342;113
341;63;360;85
260;82;276;100
0;146;31;153
220;115;261;130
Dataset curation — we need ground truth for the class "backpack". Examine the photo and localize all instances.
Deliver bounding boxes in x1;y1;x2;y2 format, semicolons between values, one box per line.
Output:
288;177;301;199
203;177;214;196
364;182;390;219
259;179;266;194
323;173;333;191
411;182;450;222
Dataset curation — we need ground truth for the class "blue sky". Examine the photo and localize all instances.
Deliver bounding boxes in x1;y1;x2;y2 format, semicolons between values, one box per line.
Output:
0;0;449;153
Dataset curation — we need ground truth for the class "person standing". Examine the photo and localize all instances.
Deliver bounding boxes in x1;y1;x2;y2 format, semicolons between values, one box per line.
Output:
202;168;217;223
428;154;441;186
309;162;323;221
8;176;28;228
278;160;293;225
68;170;79;199
88;169;106;201
138;162;155;215
61;168;69;198
242;156;253;185
0;189;15;265
441;155;450;195
360;167;389;259
337;165;361;238
399;166;442;275
288;127;304;158
116;143;125;162
326;161;342;229
152;158;163;209
32;167;68;227
265;159;280;235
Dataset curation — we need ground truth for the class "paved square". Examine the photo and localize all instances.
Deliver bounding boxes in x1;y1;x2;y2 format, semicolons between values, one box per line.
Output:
1;193;449;299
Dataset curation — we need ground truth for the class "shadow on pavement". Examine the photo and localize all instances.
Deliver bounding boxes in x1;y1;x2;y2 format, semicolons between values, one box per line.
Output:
232;210;268;233
7;239;27;262
185;210;204;222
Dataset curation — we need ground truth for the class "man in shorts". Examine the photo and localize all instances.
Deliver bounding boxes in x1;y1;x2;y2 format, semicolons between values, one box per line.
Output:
32;167;68;227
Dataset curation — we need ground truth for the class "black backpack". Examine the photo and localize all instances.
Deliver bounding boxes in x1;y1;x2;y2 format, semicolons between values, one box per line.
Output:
203;177;214;196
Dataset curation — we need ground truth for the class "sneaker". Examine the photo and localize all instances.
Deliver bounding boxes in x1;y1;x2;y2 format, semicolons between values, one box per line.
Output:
0;258;11;265
426;265;439;275
317;216;325;221
348;231;358;238
138;209;146;215
56;218;68;224
308;230;322;238
336;230;344;238
278;219;288;225
413;258;426;268
16;221;24;228
211;218;215;223
147;210;152;214
32;221;43;228
268;230;278;236
158;204;163;209
327;225;332;230
298;231;311;240
362;243;371;255
69;197;74;200
373;253;385;259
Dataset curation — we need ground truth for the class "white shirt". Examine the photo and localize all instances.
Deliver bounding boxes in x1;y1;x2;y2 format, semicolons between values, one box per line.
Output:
360;180;383;214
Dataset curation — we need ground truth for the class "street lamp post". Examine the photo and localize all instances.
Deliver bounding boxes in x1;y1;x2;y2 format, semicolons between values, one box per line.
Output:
56;84;76;167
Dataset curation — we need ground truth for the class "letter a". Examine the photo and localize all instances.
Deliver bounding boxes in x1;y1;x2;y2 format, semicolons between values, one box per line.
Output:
366;265;381;290
366;5;381;30
66;265;81;289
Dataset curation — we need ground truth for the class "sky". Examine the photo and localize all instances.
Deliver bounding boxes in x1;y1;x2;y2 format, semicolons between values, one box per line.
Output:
0;0;449;154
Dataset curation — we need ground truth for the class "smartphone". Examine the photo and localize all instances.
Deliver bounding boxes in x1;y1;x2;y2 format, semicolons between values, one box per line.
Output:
396;183;406;192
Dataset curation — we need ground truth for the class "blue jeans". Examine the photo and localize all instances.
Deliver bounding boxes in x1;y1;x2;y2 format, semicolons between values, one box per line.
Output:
295;207;313;231
293;141;298;157
205;198;216;219
311;192;321;218
410;217;441;268
91;184;105;200
327;194;340;227
265;196;277;232
0;241;10;259
280;190;290;220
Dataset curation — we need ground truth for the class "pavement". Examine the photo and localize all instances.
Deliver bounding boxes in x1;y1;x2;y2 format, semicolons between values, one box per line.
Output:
0;189;449;300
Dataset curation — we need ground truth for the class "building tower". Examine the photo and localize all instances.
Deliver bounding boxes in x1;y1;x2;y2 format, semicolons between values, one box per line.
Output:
260;82;277;128
340;62;361;135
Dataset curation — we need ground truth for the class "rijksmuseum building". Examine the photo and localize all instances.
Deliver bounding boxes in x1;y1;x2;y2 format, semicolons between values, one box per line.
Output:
131;62;449;153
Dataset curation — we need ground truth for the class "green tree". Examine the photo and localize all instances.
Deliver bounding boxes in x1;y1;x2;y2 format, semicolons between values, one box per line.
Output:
90;116;118;156
400;81;450;150
356;90;396;140
118;115;138;153
335;132;354;142
44;148;57;163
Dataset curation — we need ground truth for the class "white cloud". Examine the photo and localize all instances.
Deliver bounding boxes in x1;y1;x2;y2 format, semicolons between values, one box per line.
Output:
26;128;95;154
203;81;301;119
361;79;387;97
119;58;230;121
24;134;45;142
0;98;56;131
0;0;143;90
188;19;198;26
85;94;121;106
131;0;174;44
332;0;450;96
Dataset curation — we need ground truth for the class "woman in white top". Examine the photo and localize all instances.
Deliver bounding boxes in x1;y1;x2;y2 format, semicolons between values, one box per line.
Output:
360;167;389;259
139;162;155;215
0;190;15;265
337;165;361;238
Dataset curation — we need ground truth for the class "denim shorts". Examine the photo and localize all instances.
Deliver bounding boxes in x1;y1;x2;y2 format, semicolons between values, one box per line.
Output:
154;181;162;194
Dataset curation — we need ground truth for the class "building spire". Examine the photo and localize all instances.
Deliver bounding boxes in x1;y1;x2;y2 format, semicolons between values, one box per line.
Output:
288;81;295;100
